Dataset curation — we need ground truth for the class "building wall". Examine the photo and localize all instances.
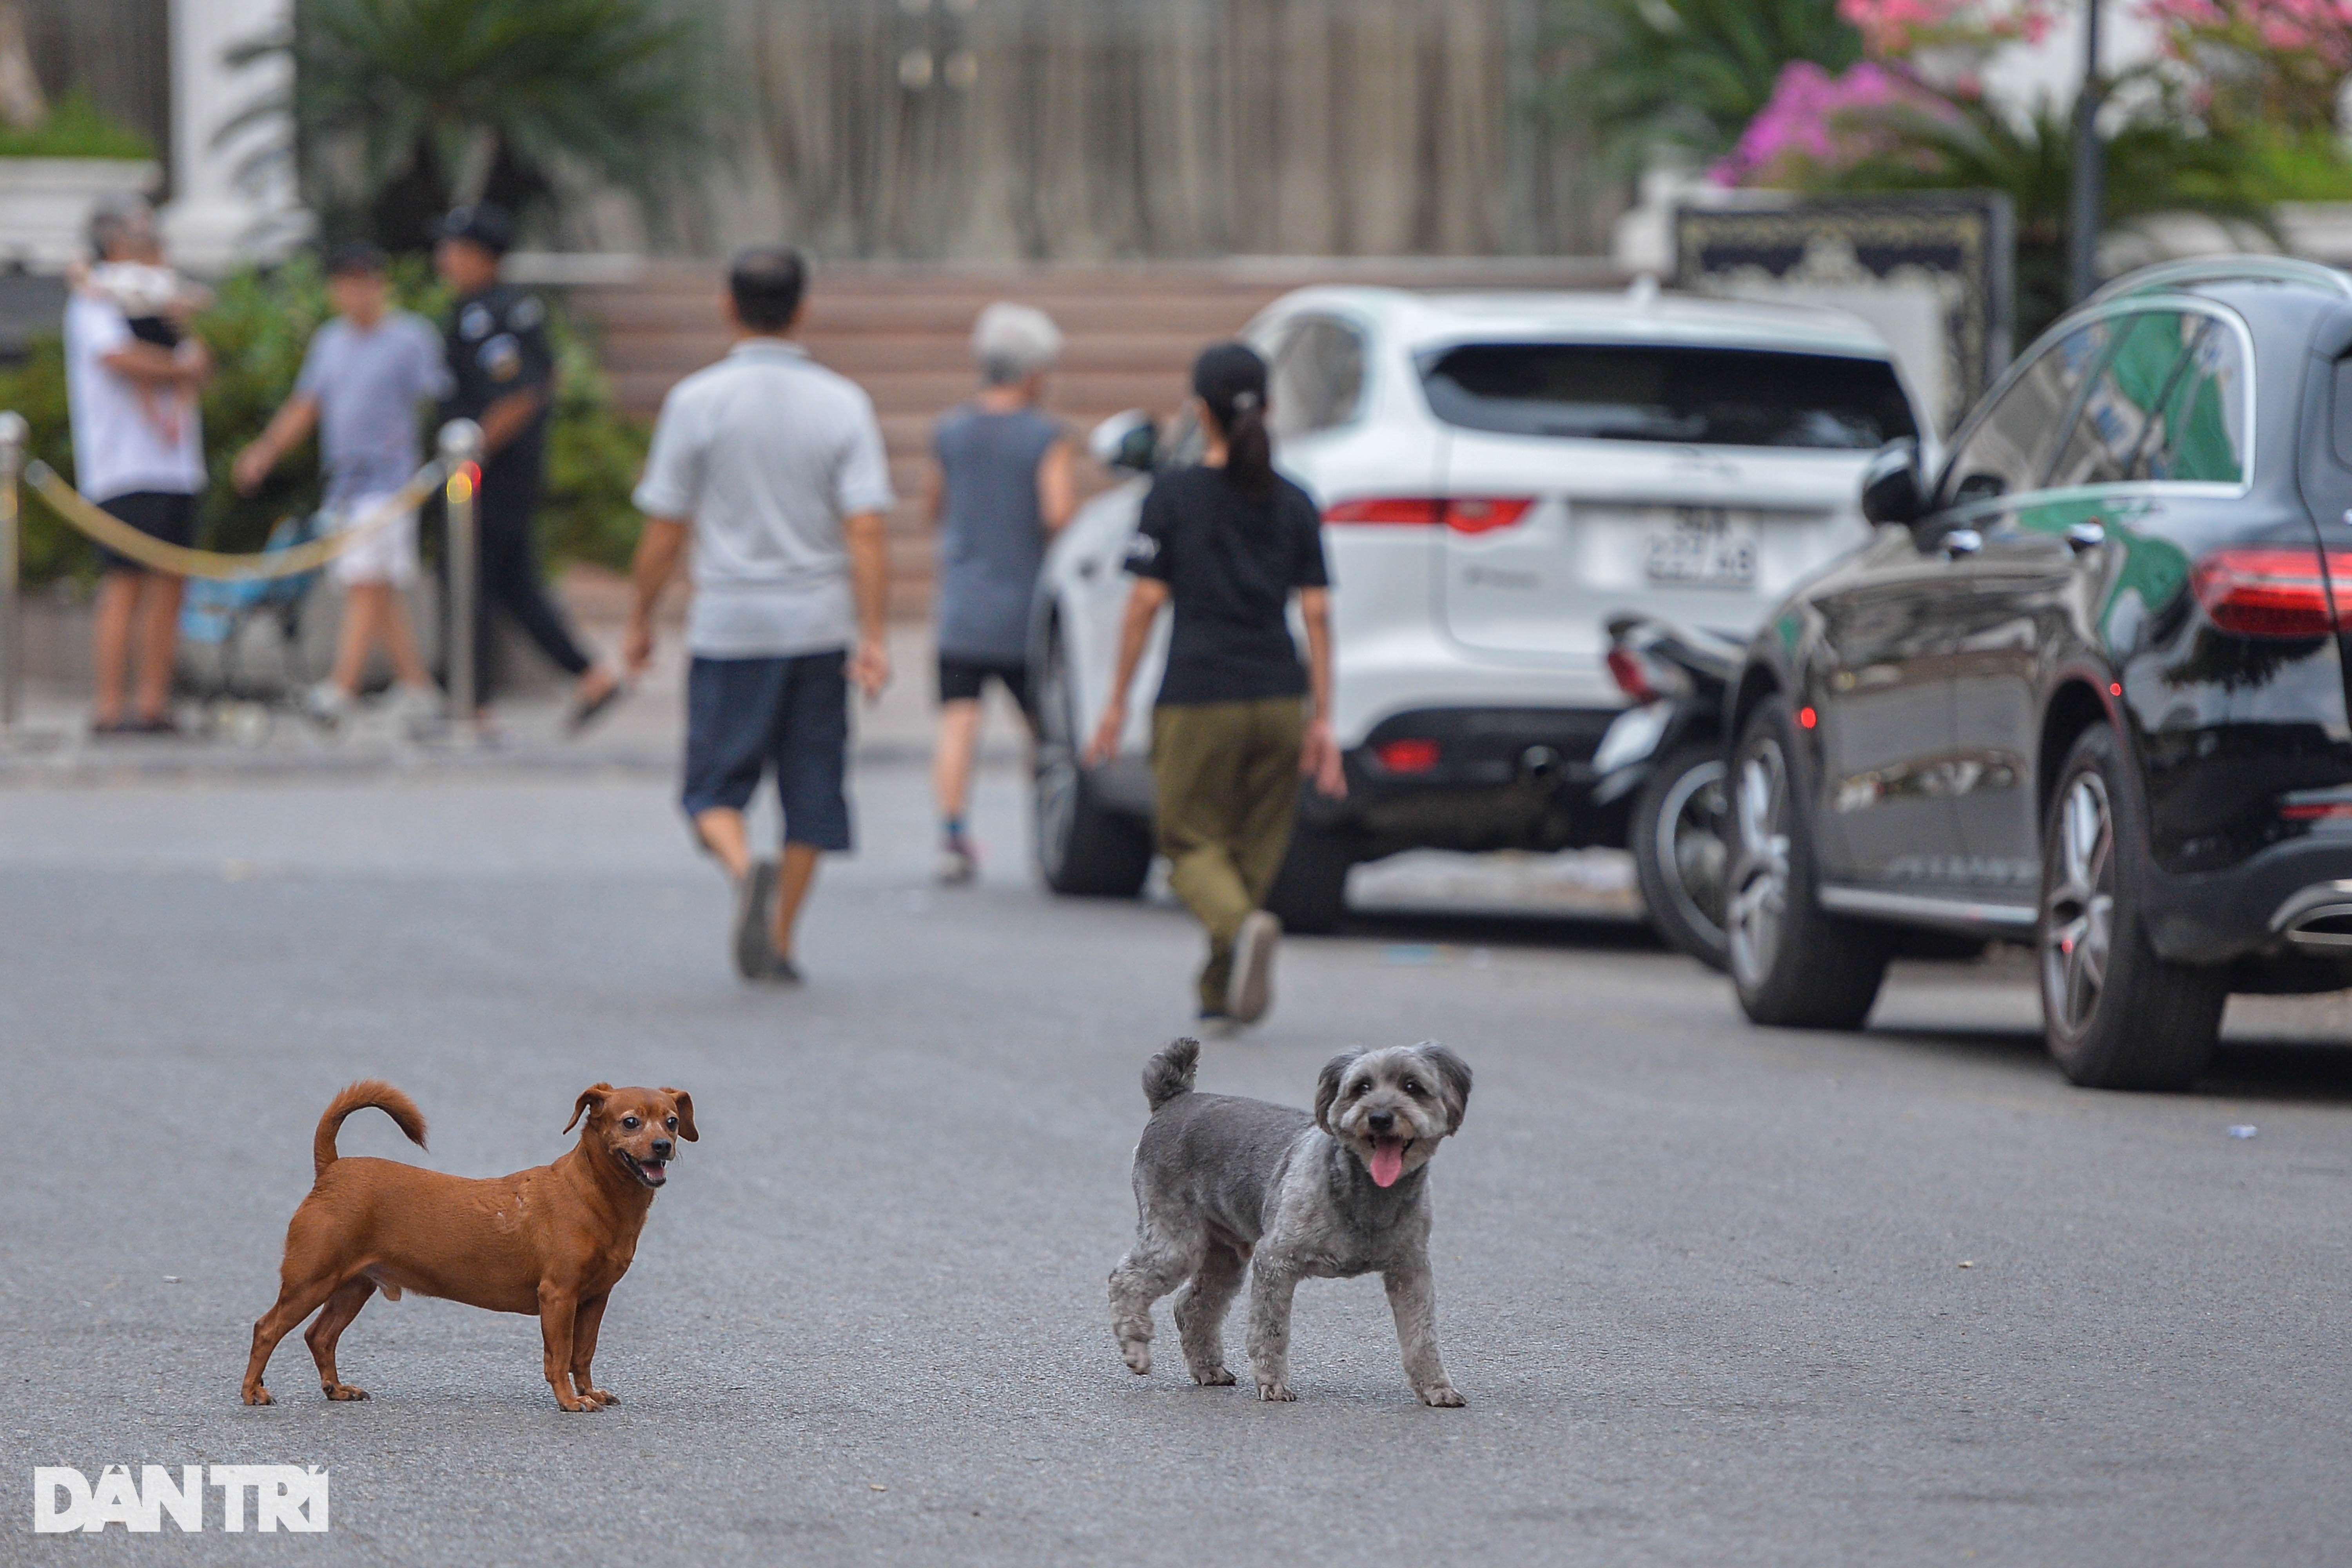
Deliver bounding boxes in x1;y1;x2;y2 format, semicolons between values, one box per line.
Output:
563;0;1614;261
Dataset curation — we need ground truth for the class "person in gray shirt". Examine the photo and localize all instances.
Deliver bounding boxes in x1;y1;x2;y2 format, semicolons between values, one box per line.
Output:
235;243;452;731
624;245;895;983
924;302;1076;884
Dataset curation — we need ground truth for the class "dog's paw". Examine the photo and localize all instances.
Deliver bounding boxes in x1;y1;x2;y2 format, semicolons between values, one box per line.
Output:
1256;1381;1296;1402
1419;1383;1467;1408
1120;1340;1152;1376
554;1395;601;1413
241;1386;274;1407
322;1383;369;1402
1192;1366;1236;1388
583;1387;617;1407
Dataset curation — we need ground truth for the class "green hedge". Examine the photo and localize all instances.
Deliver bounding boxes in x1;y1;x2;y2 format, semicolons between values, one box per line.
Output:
0;90;156;160
0;253;648;585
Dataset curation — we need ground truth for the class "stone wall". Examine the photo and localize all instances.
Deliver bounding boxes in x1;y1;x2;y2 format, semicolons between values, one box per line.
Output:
558;0;1616;263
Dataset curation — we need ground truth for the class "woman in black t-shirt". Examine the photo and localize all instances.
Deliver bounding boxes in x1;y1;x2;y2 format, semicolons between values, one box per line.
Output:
1085;342;1345;1026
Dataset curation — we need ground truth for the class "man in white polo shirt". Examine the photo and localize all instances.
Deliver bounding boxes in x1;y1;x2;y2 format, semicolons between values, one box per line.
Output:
624;245;895;984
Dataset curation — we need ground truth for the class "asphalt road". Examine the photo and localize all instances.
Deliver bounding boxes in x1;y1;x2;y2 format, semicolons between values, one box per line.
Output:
6;759;2351;1566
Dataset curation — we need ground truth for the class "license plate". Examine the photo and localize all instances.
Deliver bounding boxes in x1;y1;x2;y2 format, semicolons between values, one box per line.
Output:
1644;508;1758;588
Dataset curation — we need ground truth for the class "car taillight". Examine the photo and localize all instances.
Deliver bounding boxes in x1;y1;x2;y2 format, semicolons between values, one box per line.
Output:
2190;548;2352;638
1373;738;1442;774
1325;497;1444;526
1324;497;1535;534
1443;497;1534;534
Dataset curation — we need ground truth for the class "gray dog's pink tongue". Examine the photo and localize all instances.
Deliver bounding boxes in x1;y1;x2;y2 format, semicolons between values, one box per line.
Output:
1370;1139;1405;1187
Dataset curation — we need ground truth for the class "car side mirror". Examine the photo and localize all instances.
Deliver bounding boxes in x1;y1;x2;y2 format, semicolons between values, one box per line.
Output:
1089;410;1159;474
1860;437;1927;526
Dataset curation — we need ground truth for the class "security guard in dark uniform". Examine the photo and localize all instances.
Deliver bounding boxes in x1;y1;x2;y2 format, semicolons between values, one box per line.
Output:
432;203;621;730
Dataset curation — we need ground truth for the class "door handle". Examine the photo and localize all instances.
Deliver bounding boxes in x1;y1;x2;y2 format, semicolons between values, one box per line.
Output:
2065;519;2106;552
1940;528;1984;559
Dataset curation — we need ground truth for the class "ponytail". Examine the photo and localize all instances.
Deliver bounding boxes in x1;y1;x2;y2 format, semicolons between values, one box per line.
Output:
1192;341;1276;495
1222;389;1274;494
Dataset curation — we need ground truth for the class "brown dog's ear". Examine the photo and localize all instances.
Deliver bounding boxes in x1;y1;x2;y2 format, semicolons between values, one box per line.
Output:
1417;1043;1474;1133
660;1088;698;1142
1314;1050;1363;1135
564;1083;613;1135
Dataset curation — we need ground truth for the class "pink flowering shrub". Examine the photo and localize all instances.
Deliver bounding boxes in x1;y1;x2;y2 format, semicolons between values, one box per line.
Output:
2143;0;2352;128
1711;60;1958;185
1835;0;2056;58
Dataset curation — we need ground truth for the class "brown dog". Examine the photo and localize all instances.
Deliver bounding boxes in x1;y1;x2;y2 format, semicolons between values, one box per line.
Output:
241;1079;695;1412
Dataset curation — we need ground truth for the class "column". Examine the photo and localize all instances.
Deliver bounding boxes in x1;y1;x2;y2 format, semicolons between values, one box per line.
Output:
160;0;309;272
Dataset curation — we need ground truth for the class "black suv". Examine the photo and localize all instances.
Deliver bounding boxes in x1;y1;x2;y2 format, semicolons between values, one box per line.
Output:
1724;258;2352;1089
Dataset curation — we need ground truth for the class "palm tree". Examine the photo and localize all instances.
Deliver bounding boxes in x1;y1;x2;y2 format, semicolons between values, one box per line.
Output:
1543;0;1862;174
231;0;723;250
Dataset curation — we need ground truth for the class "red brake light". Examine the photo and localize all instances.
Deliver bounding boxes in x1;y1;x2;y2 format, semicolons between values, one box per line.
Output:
2283;802;2352;821
1373;738;1442;774
1323;497;1534;534
2190;548;2351;638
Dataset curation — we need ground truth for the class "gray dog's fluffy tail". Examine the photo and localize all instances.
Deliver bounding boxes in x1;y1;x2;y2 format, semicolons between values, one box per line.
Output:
1142;1038;1201;1112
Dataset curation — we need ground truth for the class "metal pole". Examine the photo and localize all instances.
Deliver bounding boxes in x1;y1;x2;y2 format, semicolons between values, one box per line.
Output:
0;411;25;735
2067;0;2105;305
439;419;483;735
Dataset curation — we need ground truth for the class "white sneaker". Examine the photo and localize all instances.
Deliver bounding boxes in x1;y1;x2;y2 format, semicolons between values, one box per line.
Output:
300;682;351;730
1226;911;1282;1024
388;684;445;740
935;838;978;886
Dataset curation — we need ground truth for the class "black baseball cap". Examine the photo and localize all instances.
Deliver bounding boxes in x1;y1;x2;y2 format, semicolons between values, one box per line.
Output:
323;241;387;277
437;203;513;256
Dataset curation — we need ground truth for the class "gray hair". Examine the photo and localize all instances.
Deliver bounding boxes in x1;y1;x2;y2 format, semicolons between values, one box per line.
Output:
87;196;155;262
972;302;1062;386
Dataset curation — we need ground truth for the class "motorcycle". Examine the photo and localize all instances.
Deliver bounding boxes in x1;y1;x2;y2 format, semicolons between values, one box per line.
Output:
1591;613;1744;971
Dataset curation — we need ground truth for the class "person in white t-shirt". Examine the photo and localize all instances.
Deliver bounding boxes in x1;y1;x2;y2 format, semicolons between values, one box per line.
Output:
62;197;211;735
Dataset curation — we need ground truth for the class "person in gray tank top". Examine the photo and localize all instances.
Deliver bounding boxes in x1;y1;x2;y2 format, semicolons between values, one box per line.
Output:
926;302;1077;884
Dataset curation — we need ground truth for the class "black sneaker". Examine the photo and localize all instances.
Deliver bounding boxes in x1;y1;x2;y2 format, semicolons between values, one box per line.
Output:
759;952;804;986
732;858;779;980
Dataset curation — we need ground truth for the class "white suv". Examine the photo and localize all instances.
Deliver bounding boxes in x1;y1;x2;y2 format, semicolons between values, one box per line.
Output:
1028;285;1926;930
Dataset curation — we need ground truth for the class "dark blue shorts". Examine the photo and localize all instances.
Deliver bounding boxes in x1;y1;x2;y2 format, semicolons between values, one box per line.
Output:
682;651;853;852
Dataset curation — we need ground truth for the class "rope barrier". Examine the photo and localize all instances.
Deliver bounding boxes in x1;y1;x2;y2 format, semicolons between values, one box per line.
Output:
22;460;446;583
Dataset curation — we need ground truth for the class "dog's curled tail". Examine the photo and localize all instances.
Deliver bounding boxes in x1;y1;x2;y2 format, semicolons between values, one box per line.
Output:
314;1080;427;1178
1142;1038;1201;1112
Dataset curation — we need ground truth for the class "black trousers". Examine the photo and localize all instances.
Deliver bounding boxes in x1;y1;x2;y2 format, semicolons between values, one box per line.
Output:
435;473;592;704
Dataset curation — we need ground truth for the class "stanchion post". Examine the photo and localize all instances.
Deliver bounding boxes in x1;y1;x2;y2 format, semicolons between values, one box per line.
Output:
0;411;25;735
438;419;483;732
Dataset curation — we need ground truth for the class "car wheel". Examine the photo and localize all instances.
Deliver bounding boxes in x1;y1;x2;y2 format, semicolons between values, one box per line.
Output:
1726;698;1889;1029
2038;726;2226;1090
1631;743;1730;971
1263;820;1356;935
1031;624;1154;898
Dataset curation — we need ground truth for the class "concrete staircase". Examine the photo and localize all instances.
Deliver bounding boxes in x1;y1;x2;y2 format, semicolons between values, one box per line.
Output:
570;260;1620;617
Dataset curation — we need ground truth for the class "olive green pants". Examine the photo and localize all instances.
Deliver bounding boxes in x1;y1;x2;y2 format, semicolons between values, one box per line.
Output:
1151;697;1305;1012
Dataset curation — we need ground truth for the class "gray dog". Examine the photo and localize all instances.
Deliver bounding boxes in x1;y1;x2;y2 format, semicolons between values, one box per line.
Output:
1109;1037;1473;1405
